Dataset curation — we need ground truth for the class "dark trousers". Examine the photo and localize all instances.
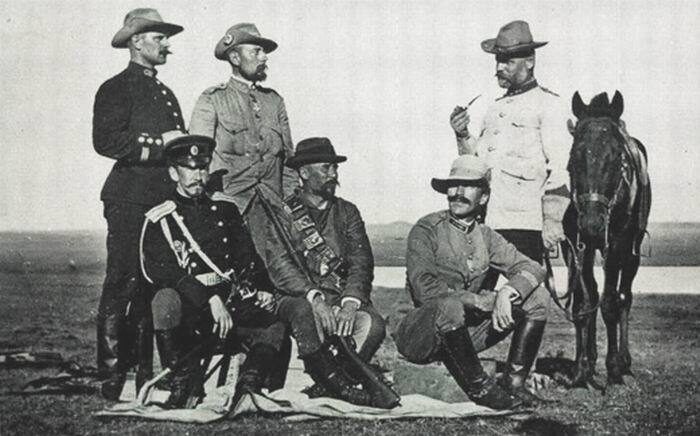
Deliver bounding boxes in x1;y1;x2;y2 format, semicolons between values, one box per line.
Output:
97;201;152;377
482;229;544;291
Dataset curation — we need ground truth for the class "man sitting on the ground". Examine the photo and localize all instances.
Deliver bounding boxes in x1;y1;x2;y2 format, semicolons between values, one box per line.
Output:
394;156;549;410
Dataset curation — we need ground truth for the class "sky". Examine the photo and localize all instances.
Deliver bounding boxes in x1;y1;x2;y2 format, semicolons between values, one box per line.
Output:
0;0;698;231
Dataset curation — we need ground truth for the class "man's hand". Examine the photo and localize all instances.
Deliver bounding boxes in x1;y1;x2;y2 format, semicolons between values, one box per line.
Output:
335;300;360;337
542;219;565;251
450;106;471;138
311;294;337;335
255;290;276;312
492;286;519;332
209;295;233;339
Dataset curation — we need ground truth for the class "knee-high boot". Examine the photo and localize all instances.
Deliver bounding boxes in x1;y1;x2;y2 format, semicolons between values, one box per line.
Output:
302;345;374;407
500;319;547;405
440;326;520;410
155;328;204;409
97;313;127;401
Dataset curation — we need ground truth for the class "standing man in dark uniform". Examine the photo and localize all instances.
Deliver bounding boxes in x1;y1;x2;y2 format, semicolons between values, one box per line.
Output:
92;8;185;400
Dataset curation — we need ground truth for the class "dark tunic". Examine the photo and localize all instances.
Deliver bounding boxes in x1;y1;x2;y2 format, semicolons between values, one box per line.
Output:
93;62;184;206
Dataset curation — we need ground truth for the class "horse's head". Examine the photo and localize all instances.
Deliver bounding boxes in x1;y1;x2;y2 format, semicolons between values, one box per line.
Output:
567;91;628;246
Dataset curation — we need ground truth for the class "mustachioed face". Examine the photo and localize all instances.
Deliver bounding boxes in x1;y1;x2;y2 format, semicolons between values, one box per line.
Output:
446;184;489;219
169;165;210;198
300;162;339;200
133;31;171;67
495;54;533;89
229;43;268;82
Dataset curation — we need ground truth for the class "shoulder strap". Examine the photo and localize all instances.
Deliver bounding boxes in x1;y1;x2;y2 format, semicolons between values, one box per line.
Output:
170;211;233;282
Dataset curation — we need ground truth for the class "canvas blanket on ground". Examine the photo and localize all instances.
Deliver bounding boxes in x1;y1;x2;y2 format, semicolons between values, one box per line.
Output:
94;355;518;423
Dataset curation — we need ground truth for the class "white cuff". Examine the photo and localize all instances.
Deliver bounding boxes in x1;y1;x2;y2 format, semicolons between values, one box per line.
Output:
306;289;324;303
340;297;362;308
140;146;150;162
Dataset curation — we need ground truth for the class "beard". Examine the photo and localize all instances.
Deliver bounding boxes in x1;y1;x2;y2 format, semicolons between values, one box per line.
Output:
315;180;338;200
241;64;268;82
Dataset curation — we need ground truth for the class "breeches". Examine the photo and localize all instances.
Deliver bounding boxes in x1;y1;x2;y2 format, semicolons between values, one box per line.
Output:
395;285;549;364
275;296;386;361
151;288;287;353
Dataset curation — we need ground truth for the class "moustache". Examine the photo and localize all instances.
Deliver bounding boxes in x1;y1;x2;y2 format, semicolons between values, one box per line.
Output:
324;179;339;188
447;195;471;204
160;49;172;56
187;181;204;188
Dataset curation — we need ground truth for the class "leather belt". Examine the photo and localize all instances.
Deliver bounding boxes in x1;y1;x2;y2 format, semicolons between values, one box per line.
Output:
195;272;225;287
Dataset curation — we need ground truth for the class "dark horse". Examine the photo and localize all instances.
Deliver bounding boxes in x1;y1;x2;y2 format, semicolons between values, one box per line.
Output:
562;91;651;388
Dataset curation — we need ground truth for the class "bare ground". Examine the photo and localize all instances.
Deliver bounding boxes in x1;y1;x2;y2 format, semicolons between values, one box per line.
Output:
1;267;698;435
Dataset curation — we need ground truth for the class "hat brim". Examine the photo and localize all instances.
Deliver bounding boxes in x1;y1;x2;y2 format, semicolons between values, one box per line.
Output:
112;20;184;48
480;38;548;55
286;154;347;169
215;36;278;60
431;178;486;194
170;156;212;169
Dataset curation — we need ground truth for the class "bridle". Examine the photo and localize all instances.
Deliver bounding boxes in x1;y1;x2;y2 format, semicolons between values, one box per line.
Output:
545;117;633;322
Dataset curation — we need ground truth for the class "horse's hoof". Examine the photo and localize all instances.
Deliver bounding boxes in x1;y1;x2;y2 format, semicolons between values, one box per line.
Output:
607;373;624;385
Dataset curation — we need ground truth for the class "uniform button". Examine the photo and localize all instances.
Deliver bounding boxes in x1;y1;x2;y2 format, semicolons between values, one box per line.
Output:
211;205;217;211
467;239;472;244
468;254;473;260
499;112;506;118
176;124;182;129
222;237;228;243
161;90;167;95
155;80;161;85
217;221;224;227
138;136;145;143
146;137;154;144
225;254;230;259
166;101;172;106
190;262;198;268
155;138;162;146
173;112;179;117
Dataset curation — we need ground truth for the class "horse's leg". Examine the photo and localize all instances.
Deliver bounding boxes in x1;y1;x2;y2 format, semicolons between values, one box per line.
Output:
618;245;640;376
601;252;623;384
571;248;599;388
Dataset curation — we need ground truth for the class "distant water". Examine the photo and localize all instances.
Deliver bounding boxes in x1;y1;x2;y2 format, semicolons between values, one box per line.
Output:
373;266;700;294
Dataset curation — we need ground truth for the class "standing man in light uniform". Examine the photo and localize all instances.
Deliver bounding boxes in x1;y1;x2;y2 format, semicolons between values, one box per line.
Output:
92;8;185;400
189;23;297;257
449;20;570;287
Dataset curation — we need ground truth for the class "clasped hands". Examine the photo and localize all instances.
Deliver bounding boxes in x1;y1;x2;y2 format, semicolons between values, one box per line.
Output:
311;292;359;338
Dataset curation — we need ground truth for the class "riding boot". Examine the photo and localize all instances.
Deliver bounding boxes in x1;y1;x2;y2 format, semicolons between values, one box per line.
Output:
440;326;521;410
499;319;547;406
228;344;277;409
134;315;154;394
156;328;204;409
97;313;127;401
302;345;373;407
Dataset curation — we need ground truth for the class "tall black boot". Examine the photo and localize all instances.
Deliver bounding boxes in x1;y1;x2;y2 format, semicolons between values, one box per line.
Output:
134;315;154;393
155;328;204;409
97;313;127;401
499;319;547;406
440;326;521;410
302;346;373;407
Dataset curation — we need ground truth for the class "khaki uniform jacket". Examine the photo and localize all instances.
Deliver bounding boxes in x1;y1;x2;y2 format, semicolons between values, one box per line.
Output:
405;211;545;308
461;83;570;230
189;77;298;213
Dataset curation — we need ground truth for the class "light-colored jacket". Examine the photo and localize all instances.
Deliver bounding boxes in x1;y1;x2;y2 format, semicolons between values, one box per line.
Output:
460;84;570;230
189;77;298;213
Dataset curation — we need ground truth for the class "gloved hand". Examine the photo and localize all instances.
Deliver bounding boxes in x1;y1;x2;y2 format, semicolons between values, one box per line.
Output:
542;193;570;250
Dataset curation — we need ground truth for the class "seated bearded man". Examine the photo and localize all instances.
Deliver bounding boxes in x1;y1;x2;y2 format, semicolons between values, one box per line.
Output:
394;156;549;410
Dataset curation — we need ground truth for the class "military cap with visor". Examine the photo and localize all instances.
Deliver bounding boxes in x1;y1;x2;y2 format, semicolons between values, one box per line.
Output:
163;131;215;169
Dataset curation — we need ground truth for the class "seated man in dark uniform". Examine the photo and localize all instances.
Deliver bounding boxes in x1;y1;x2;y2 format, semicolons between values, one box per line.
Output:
140;133;390;408
394;156;549;410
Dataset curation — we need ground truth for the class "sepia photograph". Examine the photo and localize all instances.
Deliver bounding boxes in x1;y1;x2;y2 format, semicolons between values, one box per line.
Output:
0;0;698;434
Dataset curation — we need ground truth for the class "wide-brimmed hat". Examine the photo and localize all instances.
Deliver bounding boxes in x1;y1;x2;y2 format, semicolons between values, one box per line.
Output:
481;20;547;55
111;8;183;48
286;137;347;169
431;156;491;194
214;23;278;60
163;131;215;169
